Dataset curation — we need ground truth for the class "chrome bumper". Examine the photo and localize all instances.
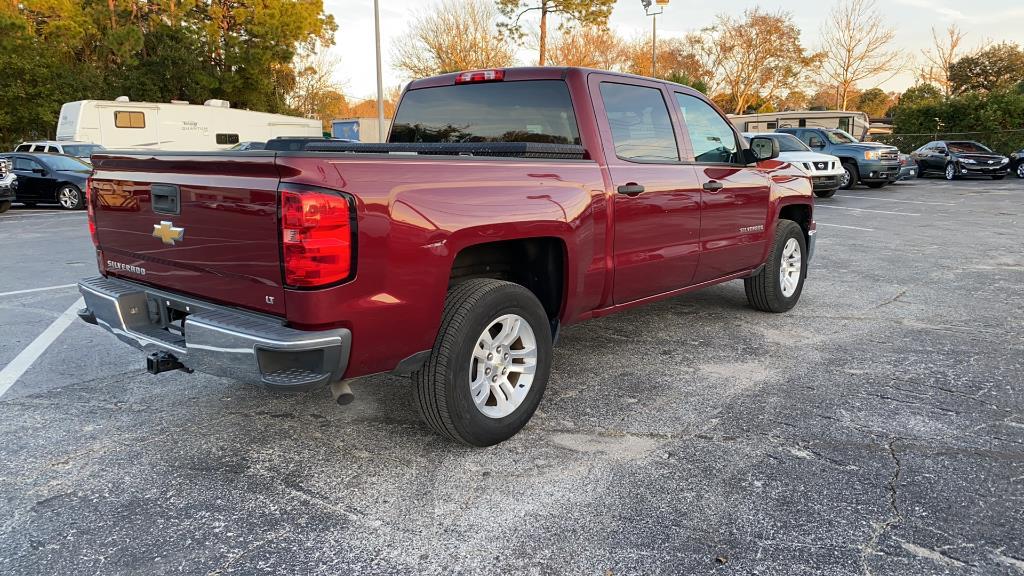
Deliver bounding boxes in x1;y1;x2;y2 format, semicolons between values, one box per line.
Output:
78;276;351;390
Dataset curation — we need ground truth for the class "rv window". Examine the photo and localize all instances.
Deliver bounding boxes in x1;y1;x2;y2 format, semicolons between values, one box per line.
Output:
216;133;240;145
766;122;778;130
115;111;146;129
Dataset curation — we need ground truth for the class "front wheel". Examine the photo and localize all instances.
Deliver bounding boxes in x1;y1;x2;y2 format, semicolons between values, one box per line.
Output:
57;184;84;210
0;200;10;213
412;279;553;447
1016;163;1024;179
745;220;807;313
945;163;958;181
813;188;836;198
840;162;858;190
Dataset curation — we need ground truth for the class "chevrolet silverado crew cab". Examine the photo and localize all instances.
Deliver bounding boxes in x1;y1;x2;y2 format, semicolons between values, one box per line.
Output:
78;68;816;446
776;127;900;190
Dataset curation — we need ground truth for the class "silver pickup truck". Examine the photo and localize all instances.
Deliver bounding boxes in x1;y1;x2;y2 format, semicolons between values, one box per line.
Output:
0;158;16;213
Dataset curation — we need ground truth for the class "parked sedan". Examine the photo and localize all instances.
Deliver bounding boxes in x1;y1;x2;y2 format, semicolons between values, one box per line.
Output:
911;140;1010;180
1011;149;1024;179
894;154;917;181
0;153;91;209
0;158;15;213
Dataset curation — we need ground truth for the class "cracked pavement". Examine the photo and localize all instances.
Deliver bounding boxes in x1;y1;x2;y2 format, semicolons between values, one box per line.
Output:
0;179;1022;575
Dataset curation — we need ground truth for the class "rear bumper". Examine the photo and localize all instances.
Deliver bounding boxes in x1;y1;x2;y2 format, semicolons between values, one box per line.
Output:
78;276;351;390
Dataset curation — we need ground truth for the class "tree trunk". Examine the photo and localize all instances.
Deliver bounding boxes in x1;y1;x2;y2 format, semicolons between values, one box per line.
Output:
538;2;548;66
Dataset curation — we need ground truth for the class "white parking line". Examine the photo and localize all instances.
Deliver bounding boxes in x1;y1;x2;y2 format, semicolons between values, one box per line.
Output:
817;222;875;231
0;284;78;297
815;205;919;216
840;195;956;206
0;297;84;399
1;211;85;219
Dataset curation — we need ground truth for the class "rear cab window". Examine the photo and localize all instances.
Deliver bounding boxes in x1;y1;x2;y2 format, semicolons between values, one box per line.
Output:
389;80;581;145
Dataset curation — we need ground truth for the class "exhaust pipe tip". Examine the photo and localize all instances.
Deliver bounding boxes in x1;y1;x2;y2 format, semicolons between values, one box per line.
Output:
330;380;355;405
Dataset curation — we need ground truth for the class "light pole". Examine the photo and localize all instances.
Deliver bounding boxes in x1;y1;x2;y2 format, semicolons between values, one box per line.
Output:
641;0;669;78
374;0;385;142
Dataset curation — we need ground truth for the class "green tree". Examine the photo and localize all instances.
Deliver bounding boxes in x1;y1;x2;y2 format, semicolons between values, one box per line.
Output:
948;42;1024;94
496;0;615;66
856;88;893;117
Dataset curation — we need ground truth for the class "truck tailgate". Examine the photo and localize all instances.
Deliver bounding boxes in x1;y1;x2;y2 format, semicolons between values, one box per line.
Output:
90;152;286;315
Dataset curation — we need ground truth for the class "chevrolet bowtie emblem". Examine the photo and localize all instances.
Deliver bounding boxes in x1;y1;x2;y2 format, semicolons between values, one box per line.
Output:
152;221;185;246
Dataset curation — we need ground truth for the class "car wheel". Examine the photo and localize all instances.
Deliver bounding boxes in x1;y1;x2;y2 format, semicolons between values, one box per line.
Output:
57;184;84;210
412;279;553;447
840;162;858;190
744;220;807;313
945;163;958;181
813;188;836;198
1016;163;1024;179
0;200;10;214
866;181;886;189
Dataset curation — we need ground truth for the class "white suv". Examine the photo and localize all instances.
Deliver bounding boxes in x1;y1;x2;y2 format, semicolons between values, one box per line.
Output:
743;132;846;198
14;141;105;163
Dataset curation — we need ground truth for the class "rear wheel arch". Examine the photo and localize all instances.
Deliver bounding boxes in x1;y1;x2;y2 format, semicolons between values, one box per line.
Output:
448;237;568;331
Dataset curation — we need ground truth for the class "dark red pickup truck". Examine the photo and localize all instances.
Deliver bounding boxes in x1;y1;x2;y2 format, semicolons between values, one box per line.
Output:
78;67;816;446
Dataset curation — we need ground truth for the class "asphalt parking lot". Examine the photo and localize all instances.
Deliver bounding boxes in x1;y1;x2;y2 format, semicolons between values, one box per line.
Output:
1;178;1022;575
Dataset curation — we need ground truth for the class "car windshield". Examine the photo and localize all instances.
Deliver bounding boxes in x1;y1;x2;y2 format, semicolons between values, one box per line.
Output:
61;144;104;157
824;129;858;144
948;141;993;154
44;155;91;171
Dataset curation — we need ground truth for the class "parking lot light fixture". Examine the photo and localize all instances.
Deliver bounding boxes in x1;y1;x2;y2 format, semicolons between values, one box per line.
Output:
642;0;670;78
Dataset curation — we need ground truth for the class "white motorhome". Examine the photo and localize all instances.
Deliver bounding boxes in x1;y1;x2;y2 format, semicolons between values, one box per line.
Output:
728;110;872;141
56;98;322;151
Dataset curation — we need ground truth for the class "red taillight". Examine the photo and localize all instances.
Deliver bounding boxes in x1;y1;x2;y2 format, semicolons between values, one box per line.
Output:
281;189;353;288
85;177;98;248
455;69;505;84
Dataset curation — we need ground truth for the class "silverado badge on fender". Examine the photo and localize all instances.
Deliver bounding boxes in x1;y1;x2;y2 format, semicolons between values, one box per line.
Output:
152;221;185;246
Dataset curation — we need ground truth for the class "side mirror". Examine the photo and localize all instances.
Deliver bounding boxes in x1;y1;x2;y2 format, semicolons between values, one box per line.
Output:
748;136;780;162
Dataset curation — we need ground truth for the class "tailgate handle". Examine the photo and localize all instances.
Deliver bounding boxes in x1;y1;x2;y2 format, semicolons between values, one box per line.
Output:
151;184;180;215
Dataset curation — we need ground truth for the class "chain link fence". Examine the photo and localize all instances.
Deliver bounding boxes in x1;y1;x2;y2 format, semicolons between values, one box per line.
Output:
870;130;1024;155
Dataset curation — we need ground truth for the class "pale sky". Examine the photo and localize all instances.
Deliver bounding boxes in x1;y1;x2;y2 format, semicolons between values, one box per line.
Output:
325;0;1024;102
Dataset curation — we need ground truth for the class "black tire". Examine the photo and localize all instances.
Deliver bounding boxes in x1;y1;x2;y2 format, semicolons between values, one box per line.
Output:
866;181;886;189
840;162;858;190
56;184;84;210
945;163;958;181
412;279;553;447
813;188;836;198
0;200;10;214
745;220;807;313
1016;163;1024;179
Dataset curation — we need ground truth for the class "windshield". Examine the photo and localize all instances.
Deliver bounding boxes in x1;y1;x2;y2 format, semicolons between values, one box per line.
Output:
824;129;858;144
61;144;104;157
390;80;581;145
44;155;91;171
948;141;993;154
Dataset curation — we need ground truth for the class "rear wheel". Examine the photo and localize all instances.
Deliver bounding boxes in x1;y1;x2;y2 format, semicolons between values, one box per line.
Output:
0;200;10;213
813;188;836;198
57;184;84;210
412;279;552;447
745;220;807;313
840;162;858;190
945;163;958;181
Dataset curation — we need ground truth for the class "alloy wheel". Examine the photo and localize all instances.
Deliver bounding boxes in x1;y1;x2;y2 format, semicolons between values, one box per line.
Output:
1017;163;1024;179
945;164;956;181
779;238;802;298
468;313;538;419
58;186;80;209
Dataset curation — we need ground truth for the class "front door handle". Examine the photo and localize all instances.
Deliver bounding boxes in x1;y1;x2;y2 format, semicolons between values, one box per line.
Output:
617;183;645;196
702;181;724;192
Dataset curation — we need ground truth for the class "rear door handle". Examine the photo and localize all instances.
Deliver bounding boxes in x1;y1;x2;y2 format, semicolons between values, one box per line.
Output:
702;181;724;192
617;183;645;196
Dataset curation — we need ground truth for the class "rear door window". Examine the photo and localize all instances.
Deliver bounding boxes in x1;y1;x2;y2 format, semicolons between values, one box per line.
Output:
599;82;679;162
390;80;580;145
